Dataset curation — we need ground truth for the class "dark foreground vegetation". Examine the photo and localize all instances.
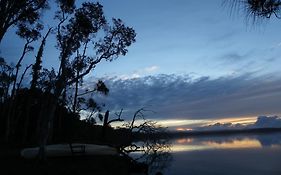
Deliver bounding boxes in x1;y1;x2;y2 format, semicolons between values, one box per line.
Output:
0;0;171;174
0;0;136;153
1;153;133;175
0;89;169;174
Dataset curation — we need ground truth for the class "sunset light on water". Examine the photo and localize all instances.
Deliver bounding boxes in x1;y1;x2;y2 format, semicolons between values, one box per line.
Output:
171;137;263;152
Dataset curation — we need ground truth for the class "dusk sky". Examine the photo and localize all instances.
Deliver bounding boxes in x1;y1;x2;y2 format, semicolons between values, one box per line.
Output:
1;0;281;130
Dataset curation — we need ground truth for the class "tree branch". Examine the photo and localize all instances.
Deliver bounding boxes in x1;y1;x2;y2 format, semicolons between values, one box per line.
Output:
17;64;32;89
107;109;124;125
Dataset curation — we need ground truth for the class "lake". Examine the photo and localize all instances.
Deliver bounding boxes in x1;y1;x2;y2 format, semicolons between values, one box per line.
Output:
144;132;281;175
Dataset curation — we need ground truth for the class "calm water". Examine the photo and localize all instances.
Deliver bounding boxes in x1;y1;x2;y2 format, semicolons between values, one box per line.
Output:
147;132;281;175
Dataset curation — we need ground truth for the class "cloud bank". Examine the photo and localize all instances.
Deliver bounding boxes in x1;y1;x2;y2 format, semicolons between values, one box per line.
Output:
252;116;281;128
85;73;281;121
198;116;281;131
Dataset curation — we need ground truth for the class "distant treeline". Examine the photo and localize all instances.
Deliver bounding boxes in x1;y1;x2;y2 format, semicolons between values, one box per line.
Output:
166;127;281;138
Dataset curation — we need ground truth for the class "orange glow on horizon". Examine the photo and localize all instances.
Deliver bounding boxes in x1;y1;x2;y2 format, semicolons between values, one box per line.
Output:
201;139;262;149
176;128;193;131
206;116;257;126
176;138;193;144
156;116;258;129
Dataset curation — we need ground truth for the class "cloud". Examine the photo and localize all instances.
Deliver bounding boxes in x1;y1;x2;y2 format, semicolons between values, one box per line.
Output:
197;116;281;131
210;31;237;43
85;73;281;122
265;57;278;62
144;66;159;73
251;116;281;128
198;122;245;131
219;51;252;63
118;73;141;80
221;53;244;62
270;41;281;50
115;66;159;80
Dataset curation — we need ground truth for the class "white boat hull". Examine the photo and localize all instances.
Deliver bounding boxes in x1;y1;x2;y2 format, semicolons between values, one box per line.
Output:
21;143;118;159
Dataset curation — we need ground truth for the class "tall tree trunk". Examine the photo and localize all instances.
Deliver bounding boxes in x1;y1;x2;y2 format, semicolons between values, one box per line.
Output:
0;26;8;44
5;100;11;142
5;41;29;142
30;28;52;90
11;41;30;97
101;110;109;141
0;30;4;44
72;71;79;113
37;72;66;160
38;94;58;160
21;94;32;145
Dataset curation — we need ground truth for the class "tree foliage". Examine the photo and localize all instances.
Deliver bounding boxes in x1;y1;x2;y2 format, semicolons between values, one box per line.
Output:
0;57;14;101
0;0;48;43
226;0;281;21
0;1;136;158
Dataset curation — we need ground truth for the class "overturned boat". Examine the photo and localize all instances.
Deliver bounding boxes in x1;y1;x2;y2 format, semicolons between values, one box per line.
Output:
21;143;118;159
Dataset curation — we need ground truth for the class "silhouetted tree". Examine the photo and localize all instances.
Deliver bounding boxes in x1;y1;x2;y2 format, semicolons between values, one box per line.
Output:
17;64;32;90
30;28;52;90
0;57;14;102
0;0;136;160
0;2;47;141
3;24;44;141
118;108;171;175
11;24;42;97
0;0;48;43
36;1;136;159
225;0;281;21
72;80;109;117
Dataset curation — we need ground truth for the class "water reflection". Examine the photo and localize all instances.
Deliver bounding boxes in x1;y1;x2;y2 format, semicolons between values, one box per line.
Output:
171;132;281;152
128;132;281;175
166;133;281;175
257;133;281;147
125;138;172;175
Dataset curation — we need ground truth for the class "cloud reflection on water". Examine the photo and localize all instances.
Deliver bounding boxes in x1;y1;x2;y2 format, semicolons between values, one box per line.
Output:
171;133;281;152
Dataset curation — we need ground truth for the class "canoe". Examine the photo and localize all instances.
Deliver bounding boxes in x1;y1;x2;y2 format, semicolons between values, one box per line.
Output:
21;143;118;159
